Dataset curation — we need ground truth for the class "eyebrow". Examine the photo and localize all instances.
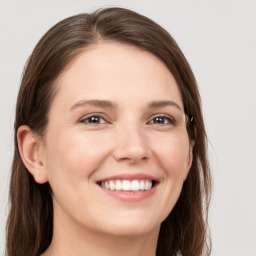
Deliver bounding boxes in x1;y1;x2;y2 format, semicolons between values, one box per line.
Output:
69;99;117;111
148;100;183;112
69;99;182;112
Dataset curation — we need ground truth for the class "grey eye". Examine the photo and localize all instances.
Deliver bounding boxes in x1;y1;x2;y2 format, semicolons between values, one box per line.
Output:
153;116;167;124
87;116;101;123
81;115;106;124
149;115;174;125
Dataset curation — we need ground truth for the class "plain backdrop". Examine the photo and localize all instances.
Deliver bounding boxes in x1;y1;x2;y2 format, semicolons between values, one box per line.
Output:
0;0;255;255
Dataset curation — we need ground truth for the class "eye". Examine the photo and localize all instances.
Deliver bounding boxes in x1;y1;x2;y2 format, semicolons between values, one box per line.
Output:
80;115;107;125
148;115;175;125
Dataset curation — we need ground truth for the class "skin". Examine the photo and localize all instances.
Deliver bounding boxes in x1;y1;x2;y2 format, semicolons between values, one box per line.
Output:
18;42;193;256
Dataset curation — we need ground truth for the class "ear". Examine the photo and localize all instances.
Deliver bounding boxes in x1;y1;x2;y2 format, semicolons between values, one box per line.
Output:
183;140;194;181
17;125;48;184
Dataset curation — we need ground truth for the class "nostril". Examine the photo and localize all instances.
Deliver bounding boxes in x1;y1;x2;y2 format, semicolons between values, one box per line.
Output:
112;135;151;163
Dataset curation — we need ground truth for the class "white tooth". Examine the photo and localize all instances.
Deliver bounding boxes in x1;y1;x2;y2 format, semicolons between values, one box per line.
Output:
131;180;140;191
122;180;131;191
144;180;152;190
105;181;110;189
109;180;115;190
101;179;152;191
116;180;122;190
139;180;145;190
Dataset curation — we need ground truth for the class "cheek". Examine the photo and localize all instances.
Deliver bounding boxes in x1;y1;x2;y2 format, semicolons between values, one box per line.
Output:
147;132;190;220
44;129;111;183
151;132;190;178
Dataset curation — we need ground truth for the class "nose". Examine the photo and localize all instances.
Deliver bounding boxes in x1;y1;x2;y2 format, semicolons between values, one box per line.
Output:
112;123;151;164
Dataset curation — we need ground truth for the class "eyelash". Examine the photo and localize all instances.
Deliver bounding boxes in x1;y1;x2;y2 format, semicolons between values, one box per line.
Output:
148;115;175;125
80;114;107;125
79;114;176;126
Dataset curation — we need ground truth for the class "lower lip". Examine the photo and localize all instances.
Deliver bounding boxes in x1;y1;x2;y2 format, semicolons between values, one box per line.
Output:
99;185;157;202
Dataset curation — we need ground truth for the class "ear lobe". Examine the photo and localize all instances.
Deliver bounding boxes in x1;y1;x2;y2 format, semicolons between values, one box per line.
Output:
17;125;48;184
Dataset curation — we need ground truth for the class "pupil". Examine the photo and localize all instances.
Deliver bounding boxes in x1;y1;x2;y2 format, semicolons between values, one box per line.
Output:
90;116;99;123
155;117;164;124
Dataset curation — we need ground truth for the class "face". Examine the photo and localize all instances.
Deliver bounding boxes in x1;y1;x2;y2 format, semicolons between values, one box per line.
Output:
41;42;193;238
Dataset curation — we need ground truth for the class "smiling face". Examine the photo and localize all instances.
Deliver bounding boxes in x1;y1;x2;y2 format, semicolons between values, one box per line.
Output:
40;42;193;238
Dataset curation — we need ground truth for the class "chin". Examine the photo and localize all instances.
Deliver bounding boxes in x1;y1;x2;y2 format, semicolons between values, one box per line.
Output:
96;214;161;237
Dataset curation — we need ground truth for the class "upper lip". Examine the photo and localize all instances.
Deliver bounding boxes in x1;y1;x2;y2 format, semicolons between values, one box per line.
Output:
97;173;158;183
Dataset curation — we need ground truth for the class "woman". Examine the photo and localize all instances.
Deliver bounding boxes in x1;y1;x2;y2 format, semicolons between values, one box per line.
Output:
6;7;211;256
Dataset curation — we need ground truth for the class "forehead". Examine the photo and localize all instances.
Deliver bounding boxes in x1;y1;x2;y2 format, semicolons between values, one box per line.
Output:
53;42;183;110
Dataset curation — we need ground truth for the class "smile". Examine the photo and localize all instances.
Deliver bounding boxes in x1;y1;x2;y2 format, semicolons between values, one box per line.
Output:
101;179;153;191
97;173;158;201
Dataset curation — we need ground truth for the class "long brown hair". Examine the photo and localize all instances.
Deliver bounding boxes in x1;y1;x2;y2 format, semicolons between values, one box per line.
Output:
6;7;211;256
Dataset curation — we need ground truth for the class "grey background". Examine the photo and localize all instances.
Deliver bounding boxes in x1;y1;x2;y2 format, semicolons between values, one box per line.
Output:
0;0;256;255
